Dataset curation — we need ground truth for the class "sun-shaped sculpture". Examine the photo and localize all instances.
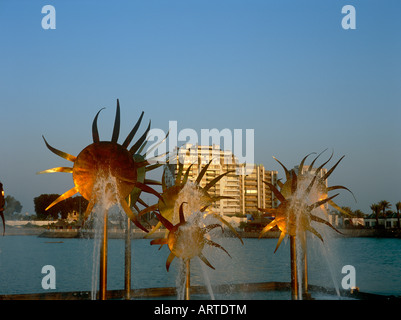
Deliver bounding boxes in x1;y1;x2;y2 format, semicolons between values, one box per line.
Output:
37;99;162;232
258;152;350;252
272;150;356;216
138;158;243;240
150;202;232;271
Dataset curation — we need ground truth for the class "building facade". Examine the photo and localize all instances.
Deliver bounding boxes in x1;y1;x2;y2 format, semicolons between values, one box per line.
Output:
168;144;278;217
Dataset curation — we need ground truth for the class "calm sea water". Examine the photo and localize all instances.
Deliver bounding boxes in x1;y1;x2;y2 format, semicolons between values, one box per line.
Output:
0;234;400;298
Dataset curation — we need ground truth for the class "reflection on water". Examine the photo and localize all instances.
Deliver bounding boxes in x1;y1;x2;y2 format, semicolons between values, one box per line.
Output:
0;235;400;298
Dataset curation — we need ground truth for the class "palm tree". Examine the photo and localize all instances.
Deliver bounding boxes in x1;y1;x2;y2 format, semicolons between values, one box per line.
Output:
353;209;365;218
395;202;401;229
379;200;391;217
370;203;381;228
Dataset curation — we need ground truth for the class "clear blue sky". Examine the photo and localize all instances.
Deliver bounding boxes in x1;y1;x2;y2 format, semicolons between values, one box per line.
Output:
0;0;400;216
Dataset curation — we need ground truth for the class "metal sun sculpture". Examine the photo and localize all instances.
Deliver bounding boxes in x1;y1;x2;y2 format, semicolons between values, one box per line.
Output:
273;149;356;217
258;151;353;253
37;99;162;232
150;202;232;271
138;159;243;241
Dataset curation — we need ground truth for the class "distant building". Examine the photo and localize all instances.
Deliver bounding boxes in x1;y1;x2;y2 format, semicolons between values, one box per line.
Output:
364;213;399;229
239;163;278;216
168;144;278;218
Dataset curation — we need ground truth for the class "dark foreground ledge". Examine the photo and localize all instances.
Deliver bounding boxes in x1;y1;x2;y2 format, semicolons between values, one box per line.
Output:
0;282;399;301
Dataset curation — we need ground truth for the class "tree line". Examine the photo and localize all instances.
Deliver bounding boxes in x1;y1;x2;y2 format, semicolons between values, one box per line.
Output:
33;194;88;220
369;200;401;229
336;200;401;229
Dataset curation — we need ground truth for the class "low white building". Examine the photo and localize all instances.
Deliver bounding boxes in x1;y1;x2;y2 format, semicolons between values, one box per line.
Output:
364;213;400;229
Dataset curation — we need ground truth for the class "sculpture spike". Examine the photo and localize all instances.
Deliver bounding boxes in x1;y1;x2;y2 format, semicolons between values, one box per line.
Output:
145;163;164;172
146;152;170;164
196;159;213;184
150;238;168;247
134;182;163;201
92;108;105;143
42;136;76;162
198;253;215;270
274;232;286;253
327;200;353;216
307;226;324;242
310;214;343;235
37;167;73;174
136;140;149;155
111;99;120;143
259;219;278;239
313;150;334;177
308;148;328;172
82;200;95;221
307;193;339;211
162;170;167;192
181;164;194;186
122;111;144;148
326;185;356;202
273;156;290;180
322;156;345;181
144;130;170;157
120;198;148;233
154;211;174;231
144;221;163;238
178;202;187;224
137;203;158;218
143;179;162;186
209;213;243;244
298;152;316;175
166;252;176;271
129;120;151;155
204;170;235;191
205;239;231;258
203;224;223;234
262;181;286;204
136;197;149;208
303;175;317;197
46;187;79;211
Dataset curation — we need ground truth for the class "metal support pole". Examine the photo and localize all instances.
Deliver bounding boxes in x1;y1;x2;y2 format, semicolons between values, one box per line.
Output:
301;232;311;300
99;210;108;300
290;235;299;300
125;217;132;300
302;248;311;299
185;259;190;300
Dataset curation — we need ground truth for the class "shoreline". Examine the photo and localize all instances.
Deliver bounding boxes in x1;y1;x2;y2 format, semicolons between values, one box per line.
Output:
3;227;401;239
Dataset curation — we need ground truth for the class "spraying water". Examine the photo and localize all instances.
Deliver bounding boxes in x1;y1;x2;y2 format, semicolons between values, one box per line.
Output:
83;174;120;300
